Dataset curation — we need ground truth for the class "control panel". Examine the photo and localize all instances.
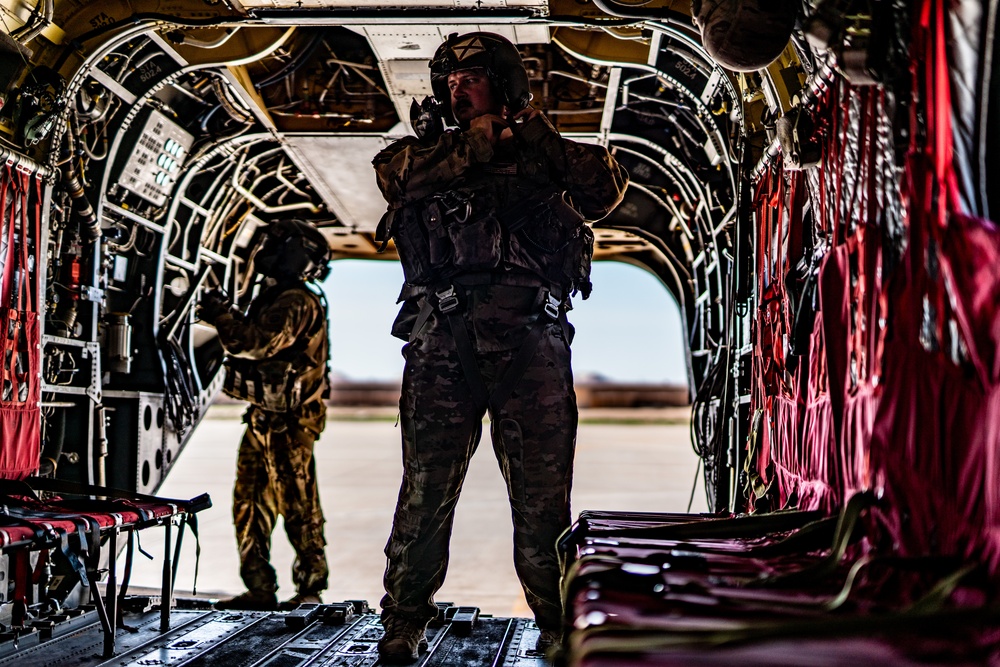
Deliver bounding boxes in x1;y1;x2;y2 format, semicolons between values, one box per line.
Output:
117;109;194;207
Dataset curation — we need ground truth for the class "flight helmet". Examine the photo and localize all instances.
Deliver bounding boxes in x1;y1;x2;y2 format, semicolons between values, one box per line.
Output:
693;0;798;72
254;219;332;283
429;32;531;125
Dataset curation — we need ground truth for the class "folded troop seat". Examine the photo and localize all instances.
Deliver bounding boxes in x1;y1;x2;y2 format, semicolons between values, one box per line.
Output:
0;477;211;658
557;495;1000;666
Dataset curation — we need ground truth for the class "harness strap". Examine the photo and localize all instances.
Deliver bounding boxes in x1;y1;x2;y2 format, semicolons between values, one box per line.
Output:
437;286;492;413
487;287;562;415
433;284;564;417
116;529;135;623
186;512;202;595
399;270;562;301
408;297;436;344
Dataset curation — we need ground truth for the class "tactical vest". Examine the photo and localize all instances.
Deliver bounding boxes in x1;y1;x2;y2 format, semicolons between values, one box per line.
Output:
377;163;595;298
222;284;329;413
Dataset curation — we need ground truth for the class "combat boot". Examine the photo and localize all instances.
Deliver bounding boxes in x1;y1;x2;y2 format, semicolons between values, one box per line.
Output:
535;627;562;653
282;592;322;608
378;614;429;664
215;590;278;611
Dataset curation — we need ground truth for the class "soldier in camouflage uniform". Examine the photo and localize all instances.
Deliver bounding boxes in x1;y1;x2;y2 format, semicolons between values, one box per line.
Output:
372;32;628;663
198;219;334;611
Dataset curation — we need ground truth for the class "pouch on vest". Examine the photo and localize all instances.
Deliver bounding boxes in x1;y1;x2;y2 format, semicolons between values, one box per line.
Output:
448;211;502;271
563;223;595;299
517;190;584;253
223;357;323;412
423;189;502;272
381;204;450;285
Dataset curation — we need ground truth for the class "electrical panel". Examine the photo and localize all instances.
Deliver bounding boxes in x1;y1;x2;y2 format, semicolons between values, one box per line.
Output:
117;109;194;206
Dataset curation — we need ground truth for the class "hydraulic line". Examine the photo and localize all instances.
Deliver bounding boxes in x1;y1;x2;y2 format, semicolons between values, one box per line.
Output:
60;137;100;241
589;0;695;31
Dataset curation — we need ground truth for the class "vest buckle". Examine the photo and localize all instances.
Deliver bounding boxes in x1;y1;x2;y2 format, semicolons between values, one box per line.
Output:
435;286;460;314
543;292;561;319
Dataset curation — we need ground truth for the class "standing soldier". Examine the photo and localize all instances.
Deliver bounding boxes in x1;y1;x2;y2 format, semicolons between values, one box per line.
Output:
198;219;333;611
372;32;628;664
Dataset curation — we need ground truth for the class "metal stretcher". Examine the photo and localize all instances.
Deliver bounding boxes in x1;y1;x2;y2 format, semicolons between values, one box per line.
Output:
0;477;210;659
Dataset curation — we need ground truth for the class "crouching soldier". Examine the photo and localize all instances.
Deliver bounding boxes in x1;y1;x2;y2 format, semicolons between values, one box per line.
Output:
198;219;334;611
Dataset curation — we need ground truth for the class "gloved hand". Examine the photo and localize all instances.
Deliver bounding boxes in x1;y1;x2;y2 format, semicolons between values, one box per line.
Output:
197;288;234;325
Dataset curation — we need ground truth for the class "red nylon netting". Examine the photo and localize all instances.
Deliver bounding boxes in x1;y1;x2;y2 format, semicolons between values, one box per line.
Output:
0;161;42;480
745;0;1000;576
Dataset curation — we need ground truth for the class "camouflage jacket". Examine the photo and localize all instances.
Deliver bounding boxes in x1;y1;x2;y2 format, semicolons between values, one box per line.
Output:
373;112;627;216
372;112;628;292
215;281;329;413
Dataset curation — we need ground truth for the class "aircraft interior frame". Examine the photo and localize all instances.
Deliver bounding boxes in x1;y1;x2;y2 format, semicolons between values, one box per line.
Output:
0;0;997;664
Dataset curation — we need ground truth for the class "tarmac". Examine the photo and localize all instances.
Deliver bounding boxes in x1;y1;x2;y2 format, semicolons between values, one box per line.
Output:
126;405;705;618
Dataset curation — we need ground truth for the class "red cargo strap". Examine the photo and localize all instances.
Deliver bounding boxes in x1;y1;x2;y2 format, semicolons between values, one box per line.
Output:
0;165;41;479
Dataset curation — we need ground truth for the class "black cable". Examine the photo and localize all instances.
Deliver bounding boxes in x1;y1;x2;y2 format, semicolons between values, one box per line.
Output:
687;458;702;512
254;29;327;90
161;333;199;436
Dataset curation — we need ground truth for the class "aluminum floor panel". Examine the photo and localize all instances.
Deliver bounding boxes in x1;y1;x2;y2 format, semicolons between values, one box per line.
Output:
0;603;550;667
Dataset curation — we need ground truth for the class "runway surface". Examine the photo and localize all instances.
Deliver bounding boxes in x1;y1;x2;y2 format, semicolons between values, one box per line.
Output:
127;405;705;618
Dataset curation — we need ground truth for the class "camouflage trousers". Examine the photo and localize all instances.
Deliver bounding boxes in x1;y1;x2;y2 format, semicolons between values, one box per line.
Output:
234;401;329;597
381;319;576;631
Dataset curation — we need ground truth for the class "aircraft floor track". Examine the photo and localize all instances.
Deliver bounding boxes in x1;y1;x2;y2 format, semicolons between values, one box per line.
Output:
0;603;550;667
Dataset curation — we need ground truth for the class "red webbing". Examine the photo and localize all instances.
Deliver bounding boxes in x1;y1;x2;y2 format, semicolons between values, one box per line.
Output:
0;513;177;549
0;497;185;549
0;163;41;480
747;73;899;516
867;0;1000;575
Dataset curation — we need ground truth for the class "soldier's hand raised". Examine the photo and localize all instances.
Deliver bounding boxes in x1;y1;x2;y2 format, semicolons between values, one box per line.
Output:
469;114;509;146
511;106;541;124
198;288;235;326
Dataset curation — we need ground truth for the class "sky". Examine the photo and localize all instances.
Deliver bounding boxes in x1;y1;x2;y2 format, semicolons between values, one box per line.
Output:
320;259;688;385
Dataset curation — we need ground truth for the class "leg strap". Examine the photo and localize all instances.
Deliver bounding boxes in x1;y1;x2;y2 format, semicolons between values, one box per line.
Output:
437;286;492;413
436;285;565;418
